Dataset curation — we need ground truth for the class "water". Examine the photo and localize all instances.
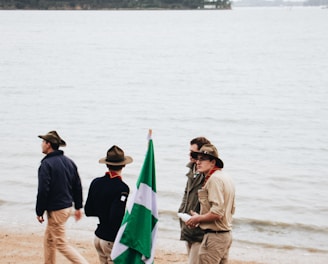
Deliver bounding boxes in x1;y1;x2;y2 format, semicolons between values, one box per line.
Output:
1;7;328;263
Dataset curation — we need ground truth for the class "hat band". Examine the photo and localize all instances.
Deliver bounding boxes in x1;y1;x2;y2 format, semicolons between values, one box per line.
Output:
106;158;124;162
202;151;212;155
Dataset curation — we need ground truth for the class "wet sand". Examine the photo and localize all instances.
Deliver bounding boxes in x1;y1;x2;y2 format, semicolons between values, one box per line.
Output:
0;229;259;264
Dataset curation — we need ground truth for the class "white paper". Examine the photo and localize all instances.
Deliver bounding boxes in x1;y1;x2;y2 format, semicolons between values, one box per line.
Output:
177;213;191;222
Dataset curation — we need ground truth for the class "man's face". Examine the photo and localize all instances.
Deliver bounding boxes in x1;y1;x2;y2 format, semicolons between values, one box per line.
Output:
196;155;215;174
189;143;199;163
41;140;51;154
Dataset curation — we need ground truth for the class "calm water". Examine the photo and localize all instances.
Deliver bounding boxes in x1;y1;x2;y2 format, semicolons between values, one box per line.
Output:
1;7;328;263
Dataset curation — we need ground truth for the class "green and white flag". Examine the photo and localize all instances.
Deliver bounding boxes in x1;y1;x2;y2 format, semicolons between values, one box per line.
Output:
111;131;158;264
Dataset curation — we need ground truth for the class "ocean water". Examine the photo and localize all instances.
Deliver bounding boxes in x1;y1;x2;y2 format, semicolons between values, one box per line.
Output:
1;7;328;264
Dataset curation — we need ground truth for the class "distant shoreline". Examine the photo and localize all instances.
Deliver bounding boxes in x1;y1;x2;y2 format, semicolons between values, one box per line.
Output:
0;8;232;10
0;0;232;11
1;5;326;10
0;7;231;11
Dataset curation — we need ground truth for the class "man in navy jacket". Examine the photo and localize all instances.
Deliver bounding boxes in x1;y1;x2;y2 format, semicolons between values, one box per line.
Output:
36;130;88;264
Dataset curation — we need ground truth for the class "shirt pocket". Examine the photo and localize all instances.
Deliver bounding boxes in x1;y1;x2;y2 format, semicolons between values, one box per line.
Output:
198;188;211;214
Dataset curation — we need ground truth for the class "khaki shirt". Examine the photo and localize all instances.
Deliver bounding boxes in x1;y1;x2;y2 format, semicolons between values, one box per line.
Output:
198;170;235;231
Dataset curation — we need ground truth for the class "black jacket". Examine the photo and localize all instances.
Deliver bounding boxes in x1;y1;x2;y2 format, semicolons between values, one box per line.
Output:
36;150;83;216
85;174;129;242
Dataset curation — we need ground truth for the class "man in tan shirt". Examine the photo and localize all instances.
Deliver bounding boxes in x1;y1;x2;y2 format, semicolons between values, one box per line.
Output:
186;144;235;264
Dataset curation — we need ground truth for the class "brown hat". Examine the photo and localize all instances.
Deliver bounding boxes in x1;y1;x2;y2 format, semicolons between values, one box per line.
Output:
38;131;66;147
99;145;133;166
197;144;224;168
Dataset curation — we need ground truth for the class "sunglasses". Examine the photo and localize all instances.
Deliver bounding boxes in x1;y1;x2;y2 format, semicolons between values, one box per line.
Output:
196;156;211;161
190;151;198;159
190;151;211;161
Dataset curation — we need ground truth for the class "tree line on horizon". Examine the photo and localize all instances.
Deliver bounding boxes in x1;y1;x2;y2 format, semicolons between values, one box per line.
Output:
0;0;232;9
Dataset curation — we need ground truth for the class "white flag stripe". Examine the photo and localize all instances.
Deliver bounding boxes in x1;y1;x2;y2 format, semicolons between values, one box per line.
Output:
135;183;158;218
144;221;158;264
110;223;128;259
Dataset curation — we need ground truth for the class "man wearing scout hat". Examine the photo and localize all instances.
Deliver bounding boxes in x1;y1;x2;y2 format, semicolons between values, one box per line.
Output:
85;145;133;264
178;136;211;264
186;144;235;264
36;130;88;264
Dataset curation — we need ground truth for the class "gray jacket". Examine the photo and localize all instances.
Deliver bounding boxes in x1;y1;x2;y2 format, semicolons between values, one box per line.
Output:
178;162;205;243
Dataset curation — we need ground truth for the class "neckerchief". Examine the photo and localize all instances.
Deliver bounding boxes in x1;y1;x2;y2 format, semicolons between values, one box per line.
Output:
203;166;220;186
106;171;122;181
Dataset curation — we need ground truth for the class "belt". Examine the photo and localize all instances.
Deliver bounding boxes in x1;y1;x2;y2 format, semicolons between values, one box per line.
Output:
204;229;230;234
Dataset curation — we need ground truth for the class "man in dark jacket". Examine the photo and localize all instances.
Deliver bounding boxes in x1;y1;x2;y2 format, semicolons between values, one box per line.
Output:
85;145;132;264
36;130;88;264
178;137;211;264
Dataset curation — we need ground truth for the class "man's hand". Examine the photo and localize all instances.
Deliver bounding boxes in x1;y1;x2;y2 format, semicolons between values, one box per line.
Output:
36;215;44;223
186;210;200;228
74;209;82;221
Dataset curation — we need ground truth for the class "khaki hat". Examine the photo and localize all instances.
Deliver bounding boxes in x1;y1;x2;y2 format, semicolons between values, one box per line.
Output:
99;145;133;166
38;130;66;147
197;144;224;168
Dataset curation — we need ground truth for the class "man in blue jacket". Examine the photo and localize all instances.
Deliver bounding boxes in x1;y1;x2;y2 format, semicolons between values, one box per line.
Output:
36;130;88;264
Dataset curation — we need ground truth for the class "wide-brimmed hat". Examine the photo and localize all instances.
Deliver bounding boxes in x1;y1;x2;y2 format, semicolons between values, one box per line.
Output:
38;130;66;147
197;144;224;168
99;145;133;166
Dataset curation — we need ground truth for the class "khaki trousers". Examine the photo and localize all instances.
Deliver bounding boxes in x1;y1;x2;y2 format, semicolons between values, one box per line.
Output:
44;208;88;264
198;232;232;264
186;241;201;264
94;236;114;264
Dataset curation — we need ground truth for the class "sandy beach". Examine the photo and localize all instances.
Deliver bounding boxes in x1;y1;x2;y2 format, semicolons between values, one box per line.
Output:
0;229;258;264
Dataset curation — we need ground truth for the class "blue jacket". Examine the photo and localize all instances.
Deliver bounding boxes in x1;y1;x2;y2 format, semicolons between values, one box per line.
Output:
36;150;83;216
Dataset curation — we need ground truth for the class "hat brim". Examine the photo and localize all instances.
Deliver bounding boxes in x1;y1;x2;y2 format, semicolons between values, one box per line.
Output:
38;135;66;147
216;158;224;169
99;156;133;166
196;152;224;169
